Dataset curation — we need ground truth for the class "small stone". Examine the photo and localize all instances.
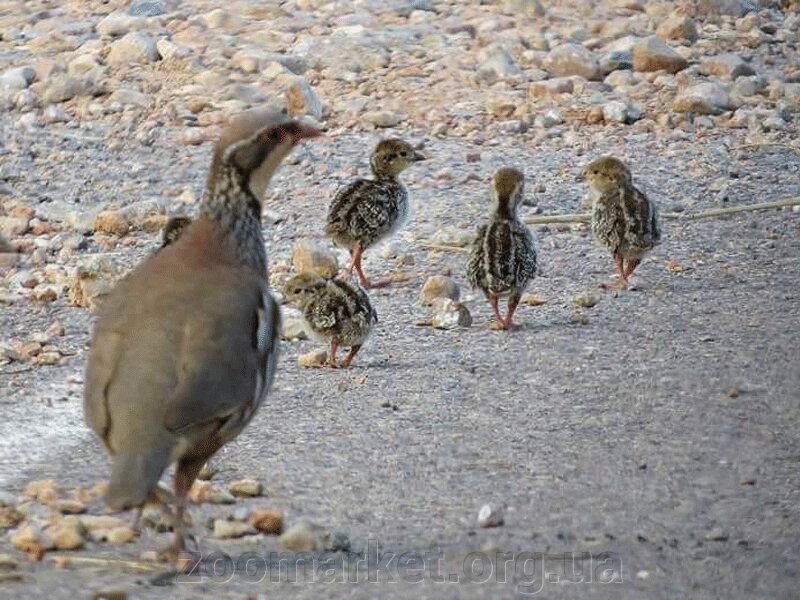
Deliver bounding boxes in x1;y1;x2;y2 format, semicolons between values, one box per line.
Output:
432;227;474;248
572;293;601;308
673;82;731;114
0;553;18;569
11;525;53;560
213;520;253;540
321;530;351;552
632;37;688;74
108;88;151;107
281;306;308;340
69;255;122;312
0;216;30;237
93;592;128;600
42;104;68;124
542;43;601;80
431;298;472;330
250;509;284;535
286;77;323;120
107;32;159;65
50;521;85;551
79;515;129;532
419;275;460;306
520;293;546;306
23;480;59;503
656;16;698;43
189;481;236;505
93;211;130;236
704;528;729;542
364;110;404;128
1;66;36;90
56;500;86;515
478;504;504;528
202;8;240;29
181;128;206;146
291;238;338;279
476;45;523;85
602;101;629;123
636;570;650;580
0;506;24;529
280;521;320;552
128;0;165;17
502;0;545;16
299;349;328;368
104;526;136;545
228;479;264;498
33;287;58;304
529;77;575;99
535;109;564;128
698;53;756;80
97;12;142;37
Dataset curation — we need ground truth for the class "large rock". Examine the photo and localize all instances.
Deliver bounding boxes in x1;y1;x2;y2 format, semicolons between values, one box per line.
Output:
632;37;688;74
291;239;338;279
529;77;575;98
1;66;36;90
656;16;699;43
698;54;756;80
676;0;758;18
286;77;323;120
106;32;159;65
672;82;731;114
476;45;524;85
542;43;601;80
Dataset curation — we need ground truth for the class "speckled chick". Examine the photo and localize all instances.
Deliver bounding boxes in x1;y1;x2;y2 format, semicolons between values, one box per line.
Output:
583;156;661;290
466;168;537;330
283;273;378;368
160;216;192;249
325;139;425;289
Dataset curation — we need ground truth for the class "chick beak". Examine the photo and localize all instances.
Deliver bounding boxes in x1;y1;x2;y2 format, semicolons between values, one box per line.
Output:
412;151;427;162
576;168;586;182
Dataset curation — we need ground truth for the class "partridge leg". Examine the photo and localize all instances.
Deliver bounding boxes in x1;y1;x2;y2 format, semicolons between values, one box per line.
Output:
489;294;505;328
339;345;362;368
504;293;521;331
167;457;206;559
350;243;371;289
601;253;628;290
623;258;641;280
327;340;340;368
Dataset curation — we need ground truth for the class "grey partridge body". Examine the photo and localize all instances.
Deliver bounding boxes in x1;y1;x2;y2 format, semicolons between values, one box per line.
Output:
583;156;661;289
284;273;377;367
83;109;319;559
325;138;424;288
466;168;537;330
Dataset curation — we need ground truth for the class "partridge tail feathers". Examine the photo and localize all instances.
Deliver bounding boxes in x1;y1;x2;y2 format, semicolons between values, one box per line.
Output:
106;449;170;510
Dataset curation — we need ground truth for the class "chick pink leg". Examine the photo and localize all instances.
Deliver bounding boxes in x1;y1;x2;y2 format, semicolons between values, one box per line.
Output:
339;345;362;368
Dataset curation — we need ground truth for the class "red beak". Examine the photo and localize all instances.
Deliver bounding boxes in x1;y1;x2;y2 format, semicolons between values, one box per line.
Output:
291;122;323;143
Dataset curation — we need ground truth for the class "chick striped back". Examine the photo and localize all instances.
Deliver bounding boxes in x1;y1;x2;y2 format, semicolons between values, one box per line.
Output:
304;278;377;346
467;217;537;296
325;178;408;249
592;183;661;258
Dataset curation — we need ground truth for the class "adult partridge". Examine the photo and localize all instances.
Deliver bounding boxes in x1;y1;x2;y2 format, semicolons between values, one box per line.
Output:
83;109;319;558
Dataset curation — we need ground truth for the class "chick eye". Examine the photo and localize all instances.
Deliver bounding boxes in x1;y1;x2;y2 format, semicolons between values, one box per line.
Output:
293;288;301;294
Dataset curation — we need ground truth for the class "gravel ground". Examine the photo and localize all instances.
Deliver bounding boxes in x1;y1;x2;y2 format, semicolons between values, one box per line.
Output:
1;0;800;598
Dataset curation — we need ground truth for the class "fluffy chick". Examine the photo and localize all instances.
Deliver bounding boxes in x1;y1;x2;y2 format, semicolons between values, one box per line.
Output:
582;156;661;289
325;139;425;288
466;168;538;330
284;272;378;368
